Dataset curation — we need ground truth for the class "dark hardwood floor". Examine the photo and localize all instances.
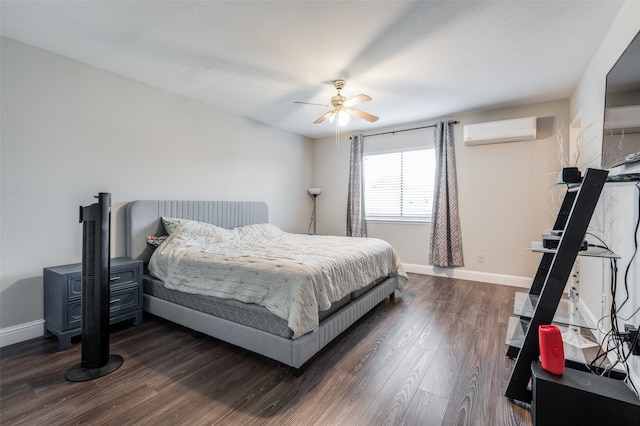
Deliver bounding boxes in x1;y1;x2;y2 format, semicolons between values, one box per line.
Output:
1;273;532;425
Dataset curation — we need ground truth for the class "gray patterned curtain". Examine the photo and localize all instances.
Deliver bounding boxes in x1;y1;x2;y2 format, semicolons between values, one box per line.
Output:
347;134;367;237
429;121;464;267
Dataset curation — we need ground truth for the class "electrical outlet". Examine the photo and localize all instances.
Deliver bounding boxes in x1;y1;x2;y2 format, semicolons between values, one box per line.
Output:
476;254;485;263
624;324;640;355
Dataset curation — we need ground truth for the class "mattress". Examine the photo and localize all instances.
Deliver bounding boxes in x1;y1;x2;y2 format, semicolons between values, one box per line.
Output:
144;274;387;339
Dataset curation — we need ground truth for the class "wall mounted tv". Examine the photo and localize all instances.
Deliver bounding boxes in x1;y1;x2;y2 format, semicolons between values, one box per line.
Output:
602;30;640;170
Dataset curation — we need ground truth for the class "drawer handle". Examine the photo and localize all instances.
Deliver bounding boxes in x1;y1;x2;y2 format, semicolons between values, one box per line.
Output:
110;276;121;281
110;298;121;304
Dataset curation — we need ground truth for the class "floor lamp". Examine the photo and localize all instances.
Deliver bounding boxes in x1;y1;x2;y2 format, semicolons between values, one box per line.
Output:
308;188;322;235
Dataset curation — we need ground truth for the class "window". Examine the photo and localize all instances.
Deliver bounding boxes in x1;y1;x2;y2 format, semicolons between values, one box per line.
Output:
363;148;436;222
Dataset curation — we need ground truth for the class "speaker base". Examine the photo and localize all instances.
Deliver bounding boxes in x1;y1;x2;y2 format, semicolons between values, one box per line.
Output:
531;360;640;425
65;354;123;382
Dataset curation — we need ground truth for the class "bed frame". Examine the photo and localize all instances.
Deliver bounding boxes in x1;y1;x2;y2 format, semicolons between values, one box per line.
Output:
125;200;399;372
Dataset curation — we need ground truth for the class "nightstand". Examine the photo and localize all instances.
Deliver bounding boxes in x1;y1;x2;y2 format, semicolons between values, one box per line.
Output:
44;257;143;350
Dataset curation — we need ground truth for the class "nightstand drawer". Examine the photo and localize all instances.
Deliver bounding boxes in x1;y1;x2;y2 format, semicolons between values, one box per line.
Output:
67;275;83;299
66;300;82;328
65;267;138;299
109;268;137;288
109;285;140;314
66;285;140;327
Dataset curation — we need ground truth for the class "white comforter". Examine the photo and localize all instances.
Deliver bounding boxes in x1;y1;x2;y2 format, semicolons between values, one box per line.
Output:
148;221;407;338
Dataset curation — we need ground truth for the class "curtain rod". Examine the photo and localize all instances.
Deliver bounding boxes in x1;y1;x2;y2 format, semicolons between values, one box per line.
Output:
351;120;459;139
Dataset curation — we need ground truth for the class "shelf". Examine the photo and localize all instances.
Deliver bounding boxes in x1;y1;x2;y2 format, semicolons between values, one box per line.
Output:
506;317;590;365
529;241;620;259
605;173;640;184
557;173;640;187
513;292;596;330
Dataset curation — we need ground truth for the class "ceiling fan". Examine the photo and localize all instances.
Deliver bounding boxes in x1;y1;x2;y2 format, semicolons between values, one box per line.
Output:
295;80;378;125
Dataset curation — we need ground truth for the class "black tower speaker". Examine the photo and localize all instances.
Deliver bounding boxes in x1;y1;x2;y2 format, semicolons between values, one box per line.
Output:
66;193;123;381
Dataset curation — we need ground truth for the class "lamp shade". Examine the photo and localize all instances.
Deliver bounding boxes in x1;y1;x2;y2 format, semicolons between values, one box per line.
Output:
308;188;322;195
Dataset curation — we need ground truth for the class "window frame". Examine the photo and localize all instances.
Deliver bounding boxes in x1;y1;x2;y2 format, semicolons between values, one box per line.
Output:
363;147;435;223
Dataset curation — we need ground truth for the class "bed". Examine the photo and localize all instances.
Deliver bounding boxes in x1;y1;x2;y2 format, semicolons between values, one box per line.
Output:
125;200;407;372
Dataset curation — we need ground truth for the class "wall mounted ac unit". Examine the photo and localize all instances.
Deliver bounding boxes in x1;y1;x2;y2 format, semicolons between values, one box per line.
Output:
605;105;640;133
463;116;537;146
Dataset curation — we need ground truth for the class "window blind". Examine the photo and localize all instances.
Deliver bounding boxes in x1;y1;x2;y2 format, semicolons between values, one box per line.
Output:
363;148;435;221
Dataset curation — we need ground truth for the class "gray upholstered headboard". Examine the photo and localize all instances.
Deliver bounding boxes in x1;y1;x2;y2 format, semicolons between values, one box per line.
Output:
125;200;269;263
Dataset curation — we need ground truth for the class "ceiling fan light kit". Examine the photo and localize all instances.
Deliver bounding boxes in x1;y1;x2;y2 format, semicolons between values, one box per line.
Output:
295;80;378;127
328;110;350;126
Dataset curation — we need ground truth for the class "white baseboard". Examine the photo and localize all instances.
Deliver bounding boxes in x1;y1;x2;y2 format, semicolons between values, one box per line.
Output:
403;263;532;288
0;319;44;348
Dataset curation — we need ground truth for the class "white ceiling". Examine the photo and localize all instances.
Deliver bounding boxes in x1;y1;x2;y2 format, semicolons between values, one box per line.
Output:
0;1;624;139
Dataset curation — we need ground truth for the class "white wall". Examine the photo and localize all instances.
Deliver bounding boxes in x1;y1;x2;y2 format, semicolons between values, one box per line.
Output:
312;100;569;286
0;38;313;333
570;1;640;377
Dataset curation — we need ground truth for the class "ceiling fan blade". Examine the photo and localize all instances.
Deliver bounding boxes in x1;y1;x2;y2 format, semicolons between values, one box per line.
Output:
346;108;379;122
314;110;335;124
294;101;331;108
344;94;372;107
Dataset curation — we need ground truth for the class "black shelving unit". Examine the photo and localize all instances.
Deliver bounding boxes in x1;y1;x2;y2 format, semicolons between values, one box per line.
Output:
505;187;578;359
504;168;609;404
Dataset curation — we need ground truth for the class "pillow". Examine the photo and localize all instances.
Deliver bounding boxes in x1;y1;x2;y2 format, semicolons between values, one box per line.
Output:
162;217;192;234
181;220;233;241
233;223;283;239
147;235;169;247
162;217;233;241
